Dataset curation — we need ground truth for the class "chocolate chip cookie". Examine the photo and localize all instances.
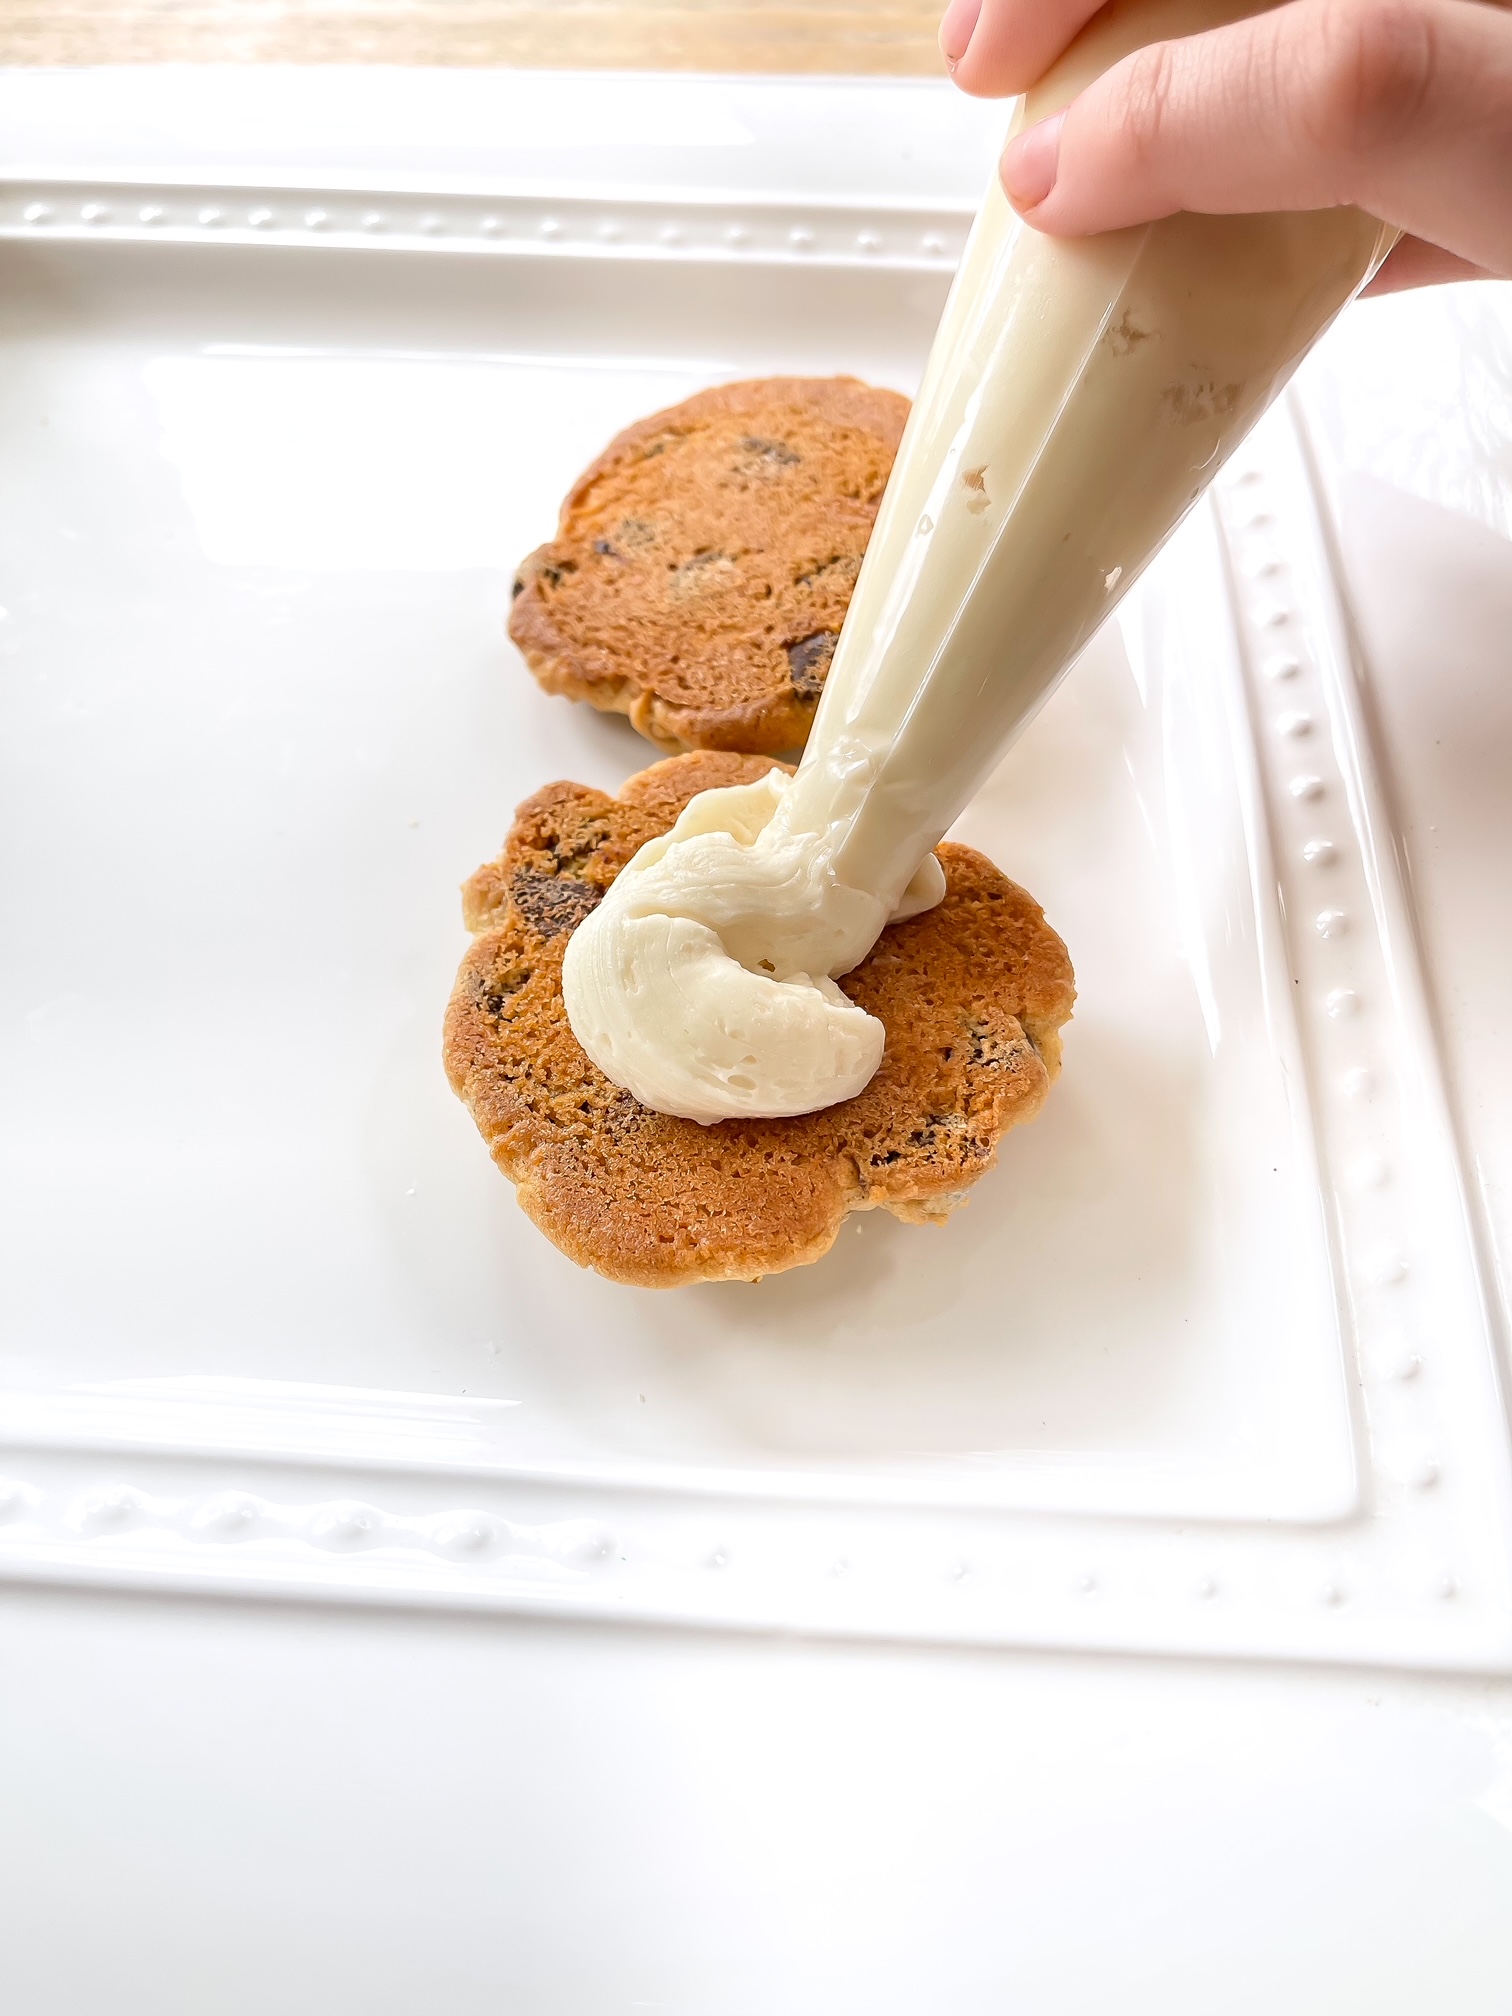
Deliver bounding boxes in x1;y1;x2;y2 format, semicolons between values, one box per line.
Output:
444;751;1075;1287
508;377;909;755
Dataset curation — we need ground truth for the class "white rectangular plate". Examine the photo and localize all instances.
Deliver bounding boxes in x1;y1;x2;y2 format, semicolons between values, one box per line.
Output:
2;70;1510;1670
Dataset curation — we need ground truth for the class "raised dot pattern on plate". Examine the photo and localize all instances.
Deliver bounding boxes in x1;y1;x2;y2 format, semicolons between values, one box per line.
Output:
2;187;964;270
1216;434;1461;1608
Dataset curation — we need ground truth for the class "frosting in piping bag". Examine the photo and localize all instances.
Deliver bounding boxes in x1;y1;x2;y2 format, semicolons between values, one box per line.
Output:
564;0;1396;1123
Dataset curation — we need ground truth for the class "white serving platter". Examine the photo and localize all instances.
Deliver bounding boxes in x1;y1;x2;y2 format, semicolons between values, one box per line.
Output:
1;67;1510;1672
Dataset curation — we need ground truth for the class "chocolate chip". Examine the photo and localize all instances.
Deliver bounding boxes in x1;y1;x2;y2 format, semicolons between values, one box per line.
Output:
967;1017;1032;1071
482;964;532;1016
510;869;603;939
786;630;838;699
510;576;525;600
591;539;619;558
739;435;801;468
542;823;608;874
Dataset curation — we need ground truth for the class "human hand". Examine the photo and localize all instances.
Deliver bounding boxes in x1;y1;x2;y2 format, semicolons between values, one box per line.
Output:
938;0;1512;293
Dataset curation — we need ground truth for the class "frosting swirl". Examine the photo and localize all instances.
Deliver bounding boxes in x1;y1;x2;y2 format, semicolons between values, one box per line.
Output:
562;768;943;1125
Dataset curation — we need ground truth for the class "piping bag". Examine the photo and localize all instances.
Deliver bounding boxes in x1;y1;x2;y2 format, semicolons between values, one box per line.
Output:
564;0;1398;1124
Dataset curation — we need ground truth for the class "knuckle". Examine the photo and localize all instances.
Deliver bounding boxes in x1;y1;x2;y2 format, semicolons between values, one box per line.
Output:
1306;0;1437;160
1117;38;1181;171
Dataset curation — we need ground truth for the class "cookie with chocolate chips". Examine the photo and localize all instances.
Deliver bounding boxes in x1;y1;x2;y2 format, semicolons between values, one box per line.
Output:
507;377;909;756
444;751;1075;1288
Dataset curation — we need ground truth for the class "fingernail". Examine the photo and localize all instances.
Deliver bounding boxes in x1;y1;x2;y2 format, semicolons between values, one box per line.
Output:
938;0;982;67
1001;112;1065;212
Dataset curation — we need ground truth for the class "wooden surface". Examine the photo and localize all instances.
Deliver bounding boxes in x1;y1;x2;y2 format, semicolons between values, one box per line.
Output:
0;2;947;73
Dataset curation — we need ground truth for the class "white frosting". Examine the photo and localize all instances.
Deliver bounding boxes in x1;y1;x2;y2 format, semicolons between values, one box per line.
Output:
562;769;944;1124
566;0;1395;1124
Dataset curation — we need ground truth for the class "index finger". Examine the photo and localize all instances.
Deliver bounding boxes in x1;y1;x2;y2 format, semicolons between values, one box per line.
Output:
944;0;1108;96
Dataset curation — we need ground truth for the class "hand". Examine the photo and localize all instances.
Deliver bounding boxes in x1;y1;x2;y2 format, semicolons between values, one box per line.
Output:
938;0;1512;293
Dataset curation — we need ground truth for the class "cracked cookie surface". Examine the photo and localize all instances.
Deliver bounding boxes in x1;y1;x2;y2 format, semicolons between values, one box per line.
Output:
507;378;909;756
444;751;1076;1288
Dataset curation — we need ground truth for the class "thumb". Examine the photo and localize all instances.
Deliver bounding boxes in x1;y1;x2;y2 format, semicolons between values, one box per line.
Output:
1001;0;1512;279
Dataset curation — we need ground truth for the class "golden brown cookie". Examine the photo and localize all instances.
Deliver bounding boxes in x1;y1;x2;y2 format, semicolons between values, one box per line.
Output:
444;752;1075;1288
507;377;909;756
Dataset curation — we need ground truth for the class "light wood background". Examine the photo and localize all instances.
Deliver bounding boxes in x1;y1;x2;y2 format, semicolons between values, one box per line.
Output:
0;2;947;73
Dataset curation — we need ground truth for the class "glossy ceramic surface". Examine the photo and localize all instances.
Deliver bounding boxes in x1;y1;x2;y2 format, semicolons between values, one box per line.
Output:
1;70;1510;1675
